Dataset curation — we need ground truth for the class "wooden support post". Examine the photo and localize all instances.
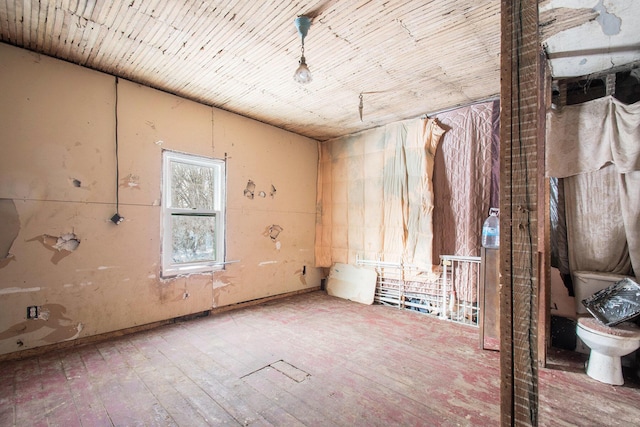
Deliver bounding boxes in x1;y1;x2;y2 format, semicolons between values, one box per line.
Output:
500;0;541;426
605;73;616;96
537;51;551;369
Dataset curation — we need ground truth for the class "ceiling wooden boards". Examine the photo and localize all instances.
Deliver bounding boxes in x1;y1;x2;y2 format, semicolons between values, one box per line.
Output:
2;1;636;141
0;0;501;141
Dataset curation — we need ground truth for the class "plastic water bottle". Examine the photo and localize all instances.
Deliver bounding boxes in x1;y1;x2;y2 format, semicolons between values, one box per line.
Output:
481;208;500;249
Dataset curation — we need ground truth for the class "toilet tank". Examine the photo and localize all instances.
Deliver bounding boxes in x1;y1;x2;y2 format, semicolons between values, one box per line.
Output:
572;271;631;315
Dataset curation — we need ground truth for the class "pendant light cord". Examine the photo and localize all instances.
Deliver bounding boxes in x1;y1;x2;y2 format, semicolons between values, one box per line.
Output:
115;77;120;213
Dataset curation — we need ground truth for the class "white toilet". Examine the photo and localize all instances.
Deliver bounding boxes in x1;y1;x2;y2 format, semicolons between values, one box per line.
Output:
573;271;640;385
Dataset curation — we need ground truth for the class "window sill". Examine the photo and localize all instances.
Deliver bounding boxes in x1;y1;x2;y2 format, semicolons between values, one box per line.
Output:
161;263;225;278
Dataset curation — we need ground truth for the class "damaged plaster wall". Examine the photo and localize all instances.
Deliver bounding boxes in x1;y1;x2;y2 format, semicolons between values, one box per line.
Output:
212;107;322;306
541;0;640;77
0;199;19;266
0;43;320;357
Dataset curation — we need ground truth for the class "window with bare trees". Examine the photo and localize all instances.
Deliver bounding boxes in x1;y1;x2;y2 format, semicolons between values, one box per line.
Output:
162;151;225;277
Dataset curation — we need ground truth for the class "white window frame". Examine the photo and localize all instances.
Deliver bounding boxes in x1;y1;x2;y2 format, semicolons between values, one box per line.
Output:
161;150;226;277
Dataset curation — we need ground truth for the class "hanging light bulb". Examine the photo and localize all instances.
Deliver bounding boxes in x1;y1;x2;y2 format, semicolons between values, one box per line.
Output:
294;52;312;84
293;16;312;84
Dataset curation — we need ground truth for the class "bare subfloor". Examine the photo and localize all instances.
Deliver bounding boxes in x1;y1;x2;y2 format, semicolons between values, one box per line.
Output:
1;291;638;426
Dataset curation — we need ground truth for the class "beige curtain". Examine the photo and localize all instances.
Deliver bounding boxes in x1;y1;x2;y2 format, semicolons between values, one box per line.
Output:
564;165;632;275
404;119;446;269
546;96;640;282
314;118;445;271
547;96;640;178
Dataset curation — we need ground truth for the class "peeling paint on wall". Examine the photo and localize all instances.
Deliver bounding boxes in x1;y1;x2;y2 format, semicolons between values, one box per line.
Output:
212;287;222;307
212;272;233;288
0;45;321;356
263;224;284;250
62;281;95;289
0;254;16;269
594;0;622;36
0;304;83;345
264;224;283;241
75;266;117;272
28;232;80;264
295;267;308;285
121;173;141;189
212;272;235;307
244;179;256;199
153;275;209;304
53;233;80;251
0;287;42;295
244;181;276;200
0;199;20;264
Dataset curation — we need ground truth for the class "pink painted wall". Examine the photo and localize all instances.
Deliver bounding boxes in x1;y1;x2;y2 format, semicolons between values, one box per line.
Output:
0;43;321;356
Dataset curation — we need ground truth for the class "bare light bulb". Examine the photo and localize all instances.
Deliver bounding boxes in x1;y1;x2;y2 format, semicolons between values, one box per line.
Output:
294;56;312;84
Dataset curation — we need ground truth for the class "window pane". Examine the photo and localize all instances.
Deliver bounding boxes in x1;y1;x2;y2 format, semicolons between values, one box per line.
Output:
171;161;216;209
171;214;216;263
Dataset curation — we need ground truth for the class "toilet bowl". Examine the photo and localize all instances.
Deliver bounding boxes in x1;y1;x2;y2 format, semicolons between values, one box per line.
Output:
572;271;640;385
576;317;640;385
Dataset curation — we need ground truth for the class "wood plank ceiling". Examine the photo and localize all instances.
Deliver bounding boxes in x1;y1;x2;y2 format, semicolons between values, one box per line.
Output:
0;0;501;141
2;1;639;141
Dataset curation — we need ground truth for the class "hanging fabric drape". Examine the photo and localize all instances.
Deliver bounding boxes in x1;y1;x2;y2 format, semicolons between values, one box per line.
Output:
546;96;640;282
314;118;445;273
432;101;498;262
431;100;499;302
315;142;332;267
547;96;640;178
403;118;445;269
564;165;632;275
315;100;499;305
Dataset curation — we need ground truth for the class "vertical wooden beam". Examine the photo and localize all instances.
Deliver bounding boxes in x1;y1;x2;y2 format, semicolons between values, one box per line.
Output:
537;51;551;369
605;73;616;96
500;0;540;425
558;81;567;108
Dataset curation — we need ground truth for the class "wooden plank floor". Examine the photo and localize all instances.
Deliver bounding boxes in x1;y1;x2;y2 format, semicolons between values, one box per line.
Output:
1;291;639;426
